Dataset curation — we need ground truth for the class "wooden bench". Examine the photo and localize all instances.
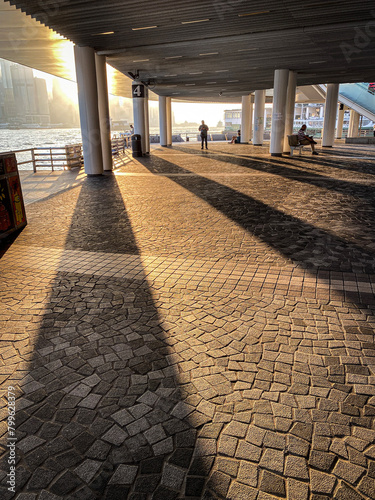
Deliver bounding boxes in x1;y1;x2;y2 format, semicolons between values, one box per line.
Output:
287;135;307;157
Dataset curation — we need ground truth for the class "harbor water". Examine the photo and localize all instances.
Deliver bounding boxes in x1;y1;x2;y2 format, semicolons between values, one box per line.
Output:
0;129;83;170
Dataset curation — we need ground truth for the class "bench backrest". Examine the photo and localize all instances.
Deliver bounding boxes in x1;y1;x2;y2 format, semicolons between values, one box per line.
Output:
288;135;299;147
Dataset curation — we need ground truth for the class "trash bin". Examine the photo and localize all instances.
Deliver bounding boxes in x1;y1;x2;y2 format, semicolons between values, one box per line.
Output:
131;134;142;157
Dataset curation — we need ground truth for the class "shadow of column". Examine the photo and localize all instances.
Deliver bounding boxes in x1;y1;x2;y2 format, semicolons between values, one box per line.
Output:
0;174;220;499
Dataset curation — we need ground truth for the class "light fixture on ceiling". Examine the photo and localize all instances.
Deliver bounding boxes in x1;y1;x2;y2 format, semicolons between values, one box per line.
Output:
227;80;239;83
238;11;270;17
181;19;210;24
199;52;219;56
185;83;196;86
215;70;229;73
206;82;217;84
164;74;177;77
165;55;183;59
132;59;150;63
96;31;115;35
189;72;203;75
132;26;158;30
237;48;259;52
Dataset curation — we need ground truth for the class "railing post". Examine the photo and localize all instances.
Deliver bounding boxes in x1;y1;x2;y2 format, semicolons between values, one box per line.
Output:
31;149;36;173
50;148;54;171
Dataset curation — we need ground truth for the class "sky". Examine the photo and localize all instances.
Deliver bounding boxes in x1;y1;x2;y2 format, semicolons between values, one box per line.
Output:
32;67;240;125
151;101;238;125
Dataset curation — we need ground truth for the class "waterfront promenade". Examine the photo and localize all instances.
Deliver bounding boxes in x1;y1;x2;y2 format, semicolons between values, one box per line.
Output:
1;142;375;499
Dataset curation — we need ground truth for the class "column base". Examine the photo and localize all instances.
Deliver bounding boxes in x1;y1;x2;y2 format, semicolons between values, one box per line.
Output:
253;144;263;146
322;145;333;148
87;173;103;177
271;153;283;157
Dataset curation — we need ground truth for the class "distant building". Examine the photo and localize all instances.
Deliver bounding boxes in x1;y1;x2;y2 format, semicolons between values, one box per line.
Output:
224;109;241;130
34;78;50;125
0;60;16;123
0;59;13;89
10;64;38;123
0;59;51;125
224;108;272;131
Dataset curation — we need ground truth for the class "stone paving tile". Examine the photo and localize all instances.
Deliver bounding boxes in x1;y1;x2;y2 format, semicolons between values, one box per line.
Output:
1;143;375;499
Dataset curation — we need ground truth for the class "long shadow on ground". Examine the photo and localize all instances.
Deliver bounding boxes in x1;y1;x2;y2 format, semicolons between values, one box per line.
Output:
0;175;219;499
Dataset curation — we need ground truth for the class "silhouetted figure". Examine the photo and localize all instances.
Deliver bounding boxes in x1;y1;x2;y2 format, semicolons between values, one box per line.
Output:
199;120;209;150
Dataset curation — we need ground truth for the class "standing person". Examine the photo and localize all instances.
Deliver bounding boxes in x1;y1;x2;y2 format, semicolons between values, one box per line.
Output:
298;124;318;155
373;123;375;137
199;120;209;150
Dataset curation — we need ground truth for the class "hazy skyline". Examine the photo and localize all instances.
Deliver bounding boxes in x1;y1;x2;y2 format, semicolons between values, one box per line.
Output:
32;64;241;125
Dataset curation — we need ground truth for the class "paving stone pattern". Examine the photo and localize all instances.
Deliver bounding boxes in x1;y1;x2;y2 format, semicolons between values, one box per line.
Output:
1;143;375;499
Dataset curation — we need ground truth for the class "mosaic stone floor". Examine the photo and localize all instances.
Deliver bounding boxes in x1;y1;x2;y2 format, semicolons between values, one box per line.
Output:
1;142;375;499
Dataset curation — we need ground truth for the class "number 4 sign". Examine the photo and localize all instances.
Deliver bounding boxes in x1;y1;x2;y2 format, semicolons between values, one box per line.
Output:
132;84;145;98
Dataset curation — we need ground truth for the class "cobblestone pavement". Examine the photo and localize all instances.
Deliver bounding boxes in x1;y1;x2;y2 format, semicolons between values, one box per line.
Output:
1;143;375;499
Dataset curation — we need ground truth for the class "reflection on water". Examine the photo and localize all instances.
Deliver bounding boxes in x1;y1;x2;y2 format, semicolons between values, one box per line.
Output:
0;128;82;151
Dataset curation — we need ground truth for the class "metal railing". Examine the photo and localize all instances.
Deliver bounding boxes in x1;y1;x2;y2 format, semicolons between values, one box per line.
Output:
5;144;84;172
3;138;130;172
111;137;130;155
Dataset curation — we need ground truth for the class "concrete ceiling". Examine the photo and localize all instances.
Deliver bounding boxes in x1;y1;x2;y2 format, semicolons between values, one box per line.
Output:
3;0;375;102
0;0;136;97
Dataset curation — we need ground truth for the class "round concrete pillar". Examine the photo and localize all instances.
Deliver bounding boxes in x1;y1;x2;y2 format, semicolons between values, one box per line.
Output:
144;87;150;155
270;69;289;156
241;95;253;143
336;104;345;139
132;80;147;155
159;96;168;147
283;71;297;153
95;54;112;171
322;83;339;147
166;97;172;146
253;90;266;145
74;45;103;176
348;110;360;137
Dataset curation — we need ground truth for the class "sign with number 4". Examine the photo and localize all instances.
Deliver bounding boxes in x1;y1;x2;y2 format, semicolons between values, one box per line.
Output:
132;84;145;98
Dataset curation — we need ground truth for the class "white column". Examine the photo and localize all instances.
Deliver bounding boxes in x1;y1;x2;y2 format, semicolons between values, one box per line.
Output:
166;97;172;146
144;87;150;154
348;110;360;137
322;83;339;147
241;95;252;143
336;104;345;139
283;71;297;153
95;54;112;172
74;45;103;176
132;80;146;155
253;90;266;145
270;69;289;156
159;96;168;147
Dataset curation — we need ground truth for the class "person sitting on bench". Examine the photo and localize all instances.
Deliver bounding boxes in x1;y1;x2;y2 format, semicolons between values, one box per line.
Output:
298;124;318;155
